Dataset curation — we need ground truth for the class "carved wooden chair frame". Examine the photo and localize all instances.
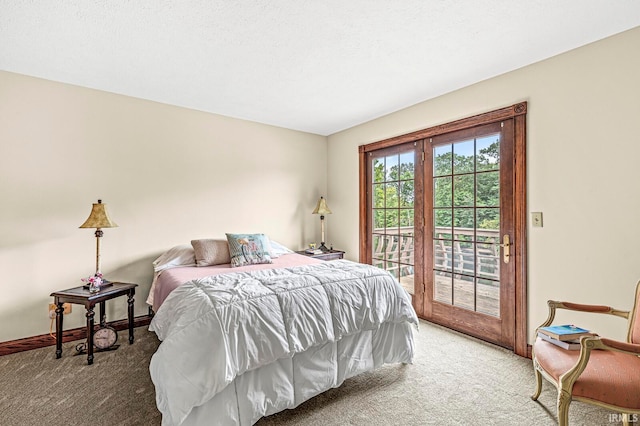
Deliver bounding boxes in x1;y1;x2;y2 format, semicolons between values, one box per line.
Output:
531;281;640;426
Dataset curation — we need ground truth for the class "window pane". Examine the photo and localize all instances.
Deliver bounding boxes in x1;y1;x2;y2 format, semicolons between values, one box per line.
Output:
434;177;452;207
453;139;474;174
477;208;499;242
453;241;474;275
372;234;386;260
386;235;400;262
477;278;500;317
386;210;399;228
434;144;452;176
386;154;399;181
386;261;399;280
434;209;452;239
476;134;500;172
434;271;452;304
373;209;385;230
453;208;475;234
399;236;414;264
373;157;385;183
400;208;414;228
399;152;415;180
434;240;452;272
399;180;414;207
373;183;385;208
453;175;474;207
453;274;474;310
477;243;500;280
477;171;499;207
400;265;414;288
386;182;399;207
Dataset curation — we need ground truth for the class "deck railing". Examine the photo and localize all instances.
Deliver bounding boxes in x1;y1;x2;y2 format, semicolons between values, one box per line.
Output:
372;226;500;282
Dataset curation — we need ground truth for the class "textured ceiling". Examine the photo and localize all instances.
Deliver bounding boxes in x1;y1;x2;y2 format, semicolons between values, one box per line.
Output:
1;1;640;135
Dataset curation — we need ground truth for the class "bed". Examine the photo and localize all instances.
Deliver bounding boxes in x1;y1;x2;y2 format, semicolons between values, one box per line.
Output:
147;237;418;426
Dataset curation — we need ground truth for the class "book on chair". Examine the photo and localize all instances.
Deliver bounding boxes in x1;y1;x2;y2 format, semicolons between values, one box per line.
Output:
538;324;593;341
536;331;582;350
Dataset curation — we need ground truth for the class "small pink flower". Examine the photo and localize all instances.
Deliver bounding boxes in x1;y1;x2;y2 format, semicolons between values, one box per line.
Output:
82;273;103;287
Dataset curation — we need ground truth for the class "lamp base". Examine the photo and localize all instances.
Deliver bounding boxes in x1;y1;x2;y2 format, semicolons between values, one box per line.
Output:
318;242;329;253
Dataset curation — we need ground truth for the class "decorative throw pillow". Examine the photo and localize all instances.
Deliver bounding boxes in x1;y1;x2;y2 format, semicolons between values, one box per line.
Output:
225;233;273;267
191;239;231;266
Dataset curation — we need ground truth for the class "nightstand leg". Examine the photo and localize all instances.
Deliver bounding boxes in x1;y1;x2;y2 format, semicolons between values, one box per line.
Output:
127;289;135;344
86;306;95;365
99;301;106;327
55;299;63;359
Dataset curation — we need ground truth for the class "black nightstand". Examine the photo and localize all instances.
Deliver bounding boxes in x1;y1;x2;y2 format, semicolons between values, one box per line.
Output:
295;250;345;261
50;282;137;365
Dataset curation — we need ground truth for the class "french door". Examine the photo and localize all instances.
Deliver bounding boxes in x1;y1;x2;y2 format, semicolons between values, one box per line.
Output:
359;103;527;354
424;121;515;348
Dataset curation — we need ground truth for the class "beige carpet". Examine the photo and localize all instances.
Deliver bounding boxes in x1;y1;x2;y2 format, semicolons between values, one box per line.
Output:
0;321;622;425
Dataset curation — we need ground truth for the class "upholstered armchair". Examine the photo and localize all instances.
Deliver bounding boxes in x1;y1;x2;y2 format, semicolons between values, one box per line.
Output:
531;281;640;426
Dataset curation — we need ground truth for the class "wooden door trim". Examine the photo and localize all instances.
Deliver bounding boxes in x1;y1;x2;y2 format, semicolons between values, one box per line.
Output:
514;112;528;357
359;102;527;357
360;103;527;153
359;146;368;263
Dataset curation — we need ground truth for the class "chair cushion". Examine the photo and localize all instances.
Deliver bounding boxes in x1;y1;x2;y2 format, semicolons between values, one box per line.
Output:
534;337;640;409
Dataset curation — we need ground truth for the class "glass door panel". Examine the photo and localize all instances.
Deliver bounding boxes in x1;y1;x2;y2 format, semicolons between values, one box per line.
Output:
432;132;501;317
370;149;416;295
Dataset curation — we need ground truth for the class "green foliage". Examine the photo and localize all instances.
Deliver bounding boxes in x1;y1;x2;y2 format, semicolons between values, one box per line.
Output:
373;156;415;230
373;141;500;232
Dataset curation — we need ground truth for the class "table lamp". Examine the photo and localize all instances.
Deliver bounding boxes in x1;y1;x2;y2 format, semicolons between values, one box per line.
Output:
312;196;332;252
79;199;118;287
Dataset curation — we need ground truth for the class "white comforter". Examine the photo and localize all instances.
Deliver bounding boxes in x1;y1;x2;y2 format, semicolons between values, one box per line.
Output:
149;260;418;425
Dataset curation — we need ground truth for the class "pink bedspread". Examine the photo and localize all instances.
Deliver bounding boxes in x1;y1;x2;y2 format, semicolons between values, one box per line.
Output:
151;253;322;312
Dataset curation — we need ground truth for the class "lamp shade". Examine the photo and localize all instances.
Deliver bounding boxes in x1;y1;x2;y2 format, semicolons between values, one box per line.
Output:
79;199;118;229
312;196;332;215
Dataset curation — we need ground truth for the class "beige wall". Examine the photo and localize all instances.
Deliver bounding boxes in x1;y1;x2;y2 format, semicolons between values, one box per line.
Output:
327;26;640;343
0;71;327;341
3;26;639;347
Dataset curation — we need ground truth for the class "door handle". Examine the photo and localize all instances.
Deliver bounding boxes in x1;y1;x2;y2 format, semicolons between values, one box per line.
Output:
500;234;511;264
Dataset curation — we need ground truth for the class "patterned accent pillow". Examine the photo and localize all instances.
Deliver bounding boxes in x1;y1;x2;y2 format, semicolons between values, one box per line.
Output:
191;239;231;266
225;233;273;267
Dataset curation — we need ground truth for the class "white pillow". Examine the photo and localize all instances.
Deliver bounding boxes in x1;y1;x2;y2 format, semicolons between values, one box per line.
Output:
152;244;196;272
270;240;294;258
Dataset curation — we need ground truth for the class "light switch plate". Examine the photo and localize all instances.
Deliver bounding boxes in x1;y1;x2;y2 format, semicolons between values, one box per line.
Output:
532;212;543;227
